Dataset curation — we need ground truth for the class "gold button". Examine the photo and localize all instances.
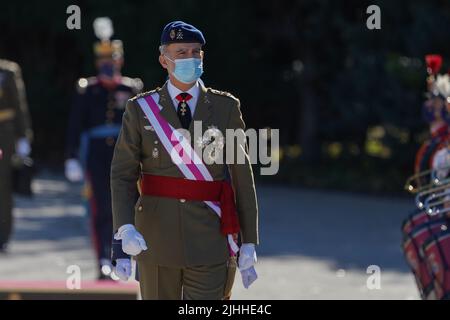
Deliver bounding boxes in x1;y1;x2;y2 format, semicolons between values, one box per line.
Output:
180;199;186;203
138;205;143;211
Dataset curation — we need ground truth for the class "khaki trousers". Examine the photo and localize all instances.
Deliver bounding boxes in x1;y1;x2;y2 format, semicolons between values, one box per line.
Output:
137;260;229;300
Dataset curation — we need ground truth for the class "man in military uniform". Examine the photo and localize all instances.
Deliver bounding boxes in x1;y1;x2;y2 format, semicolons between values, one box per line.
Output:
65;18;142;279
0;59;32;252
111;21;259;299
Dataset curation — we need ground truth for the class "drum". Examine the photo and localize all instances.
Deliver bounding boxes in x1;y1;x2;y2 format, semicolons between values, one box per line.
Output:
422;229;450;300
402;219;447;299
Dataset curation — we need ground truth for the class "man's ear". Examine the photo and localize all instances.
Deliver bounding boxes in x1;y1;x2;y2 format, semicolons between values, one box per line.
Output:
159;55;168;70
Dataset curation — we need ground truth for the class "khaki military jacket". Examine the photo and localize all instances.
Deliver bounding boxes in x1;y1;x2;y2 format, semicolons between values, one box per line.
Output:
111;81;258;267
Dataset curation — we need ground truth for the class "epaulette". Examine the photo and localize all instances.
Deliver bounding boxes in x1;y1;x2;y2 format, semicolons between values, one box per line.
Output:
130;87;160;102
207;88;239;102
121;77;144;94
76;77;97;94
0;59;20;74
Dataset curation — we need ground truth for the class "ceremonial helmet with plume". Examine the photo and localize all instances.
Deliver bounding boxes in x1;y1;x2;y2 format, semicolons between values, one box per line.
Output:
93;17;123;60
423;54;450;125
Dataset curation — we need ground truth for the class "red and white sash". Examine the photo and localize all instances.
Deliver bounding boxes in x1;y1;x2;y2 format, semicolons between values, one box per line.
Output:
136;93;239;255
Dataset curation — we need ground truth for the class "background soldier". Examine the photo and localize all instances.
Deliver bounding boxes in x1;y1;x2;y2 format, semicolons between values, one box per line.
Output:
0;59;32;252
111;21;259;299
64;18;142;279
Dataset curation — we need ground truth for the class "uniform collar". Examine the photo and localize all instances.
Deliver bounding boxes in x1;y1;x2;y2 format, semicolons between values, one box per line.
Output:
167;79;200;102
157;79;212;131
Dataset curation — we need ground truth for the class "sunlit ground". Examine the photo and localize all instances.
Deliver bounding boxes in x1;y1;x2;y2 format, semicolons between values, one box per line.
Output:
0;171;418;299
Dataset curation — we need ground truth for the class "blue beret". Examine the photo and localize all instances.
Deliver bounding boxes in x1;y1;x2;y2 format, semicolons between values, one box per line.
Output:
161;21;205;46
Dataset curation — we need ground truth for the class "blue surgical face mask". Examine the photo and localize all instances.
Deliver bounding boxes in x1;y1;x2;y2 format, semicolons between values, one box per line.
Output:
165;56;203;84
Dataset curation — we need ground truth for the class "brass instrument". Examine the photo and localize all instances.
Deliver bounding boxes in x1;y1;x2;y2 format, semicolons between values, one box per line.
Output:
405;156;450;195
422;187;450;216
415;179;450;209
406;163;450;208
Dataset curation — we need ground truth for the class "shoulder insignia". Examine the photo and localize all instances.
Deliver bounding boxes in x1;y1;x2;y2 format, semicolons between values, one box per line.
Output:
121;77;144;94
130;87;160;102
207;88;239;102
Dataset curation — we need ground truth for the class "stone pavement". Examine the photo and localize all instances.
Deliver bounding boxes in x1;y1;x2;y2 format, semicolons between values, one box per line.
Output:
0;171;419;299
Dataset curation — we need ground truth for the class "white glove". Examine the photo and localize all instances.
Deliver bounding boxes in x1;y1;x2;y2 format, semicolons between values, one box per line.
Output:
16;138;31;158
238;243;258;289
65;158;83;182
114;224;148;256
240;266;258;289
113;258;132;281
238;243;257;270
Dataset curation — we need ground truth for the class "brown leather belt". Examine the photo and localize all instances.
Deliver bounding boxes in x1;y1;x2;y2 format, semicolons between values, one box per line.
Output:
0;109;15;122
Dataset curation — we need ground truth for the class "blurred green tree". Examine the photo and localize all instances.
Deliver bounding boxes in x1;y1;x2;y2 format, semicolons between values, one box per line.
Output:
1;0;450;193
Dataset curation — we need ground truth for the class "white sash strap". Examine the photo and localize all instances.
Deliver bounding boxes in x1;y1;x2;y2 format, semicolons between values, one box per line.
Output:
136;94;239;255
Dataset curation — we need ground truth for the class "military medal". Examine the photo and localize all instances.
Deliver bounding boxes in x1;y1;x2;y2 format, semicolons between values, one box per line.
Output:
196;136;206;149
196;125;225;150
207;149;217;162
152;147;159;158
180;101;187;116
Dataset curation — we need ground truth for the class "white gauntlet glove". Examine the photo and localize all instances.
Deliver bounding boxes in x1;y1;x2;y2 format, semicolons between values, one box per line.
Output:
240;266;258;289
114;224;148;256
113;258;132;281
65;158;83;182
238;243;258;289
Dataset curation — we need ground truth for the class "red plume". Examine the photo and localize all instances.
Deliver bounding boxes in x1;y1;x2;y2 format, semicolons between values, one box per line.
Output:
425;54;443;75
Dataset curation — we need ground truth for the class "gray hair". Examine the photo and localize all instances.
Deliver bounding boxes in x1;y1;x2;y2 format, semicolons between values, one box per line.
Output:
159;45;167;54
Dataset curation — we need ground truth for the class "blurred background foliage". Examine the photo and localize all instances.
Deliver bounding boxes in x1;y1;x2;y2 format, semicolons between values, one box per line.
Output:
1;0;450;194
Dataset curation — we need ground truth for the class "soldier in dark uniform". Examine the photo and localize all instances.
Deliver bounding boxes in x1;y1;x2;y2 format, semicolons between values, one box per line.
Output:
0;59;32;252
64;18;142;279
